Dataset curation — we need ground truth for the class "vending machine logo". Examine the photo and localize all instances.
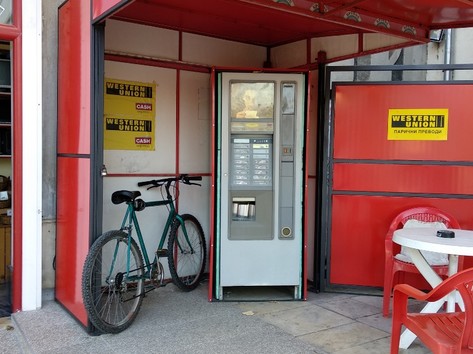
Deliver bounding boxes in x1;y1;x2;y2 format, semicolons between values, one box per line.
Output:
387;108;448;141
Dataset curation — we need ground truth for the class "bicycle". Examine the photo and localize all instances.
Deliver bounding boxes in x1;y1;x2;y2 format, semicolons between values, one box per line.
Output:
81;174;206;334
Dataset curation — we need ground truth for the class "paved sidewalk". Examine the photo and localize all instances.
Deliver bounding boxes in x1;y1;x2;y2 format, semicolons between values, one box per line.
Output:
1;283;430;353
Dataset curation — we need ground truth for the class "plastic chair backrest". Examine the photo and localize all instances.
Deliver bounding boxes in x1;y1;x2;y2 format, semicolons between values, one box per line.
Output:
431;269;473;349
386;206;461;256
459;277;473;349
384;206;462;318
416;268;473;349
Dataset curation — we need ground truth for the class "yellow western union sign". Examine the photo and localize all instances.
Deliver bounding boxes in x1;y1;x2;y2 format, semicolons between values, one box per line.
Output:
104;78;156;150
387;108;448;141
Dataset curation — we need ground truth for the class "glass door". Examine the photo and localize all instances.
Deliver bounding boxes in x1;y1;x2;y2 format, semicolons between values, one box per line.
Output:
0;40;12;316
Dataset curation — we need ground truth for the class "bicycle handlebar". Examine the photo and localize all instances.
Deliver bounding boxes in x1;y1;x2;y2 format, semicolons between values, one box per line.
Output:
137;174;202;189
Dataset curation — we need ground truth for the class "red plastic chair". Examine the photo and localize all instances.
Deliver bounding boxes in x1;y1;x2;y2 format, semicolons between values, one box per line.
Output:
390;267;473;354
383;207;461;317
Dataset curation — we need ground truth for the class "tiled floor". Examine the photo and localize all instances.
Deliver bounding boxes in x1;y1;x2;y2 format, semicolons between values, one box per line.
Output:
0;282;430;354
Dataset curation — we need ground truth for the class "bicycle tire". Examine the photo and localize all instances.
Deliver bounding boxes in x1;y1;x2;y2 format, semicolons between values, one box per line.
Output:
82;230;144;334
167;214;206;291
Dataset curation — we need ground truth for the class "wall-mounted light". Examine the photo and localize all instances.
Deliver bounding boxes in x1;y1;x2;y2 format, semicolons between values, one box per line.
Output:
429;29;445;42
101;164;108;177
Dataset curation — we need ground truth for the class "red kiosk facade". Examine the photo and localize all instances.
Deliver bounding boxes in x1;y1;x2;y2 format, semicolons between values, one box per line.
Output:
56;0;473;330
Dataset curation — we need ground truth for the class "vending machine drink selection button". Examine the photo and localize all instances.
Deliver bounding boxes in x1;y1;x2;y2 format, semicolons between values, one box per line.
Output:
231;136;272;188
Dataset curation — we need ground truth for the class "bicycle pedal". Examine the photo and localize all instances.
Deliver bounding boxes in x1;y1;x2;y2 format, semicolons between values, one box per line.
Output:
156;249;168;257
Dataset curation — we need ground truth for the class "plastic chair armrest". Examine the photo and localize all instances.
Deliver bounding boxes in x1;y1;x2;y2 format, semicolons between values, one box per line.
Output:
395;271;463;303
393;283;428;301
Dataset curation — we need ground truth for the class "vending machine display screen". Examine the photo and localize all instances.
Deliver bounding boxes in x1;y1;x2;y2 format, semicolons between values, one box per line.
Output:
230;81;275;119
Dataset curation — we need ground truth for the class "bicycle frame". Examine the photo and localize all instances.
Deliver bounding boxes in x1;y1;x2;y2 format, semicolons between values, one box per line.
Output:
117;191;191;281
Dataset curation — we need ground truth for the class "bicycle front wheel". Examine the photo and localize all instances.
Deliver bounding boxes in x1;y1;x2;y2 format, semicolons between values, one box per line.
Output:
168;214;206;291
82;230;144;334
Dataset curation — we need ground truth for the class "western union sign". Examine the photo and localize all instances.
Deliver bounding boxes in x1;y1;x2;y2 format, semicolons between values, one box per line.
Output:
104;78;156;150
387;108;448;141
105;118;153;132
105;82;153;98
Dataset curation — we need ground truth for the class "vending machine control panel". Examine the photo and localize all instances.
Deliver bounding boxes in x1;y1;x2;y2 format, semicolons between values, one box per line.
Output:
229;136;273;240
231;137;273;188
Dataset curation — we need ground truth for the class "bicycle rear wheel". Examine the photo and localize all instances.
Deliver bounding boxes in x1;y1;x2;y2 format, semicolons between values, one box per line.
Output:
167;214;206;291
82;230;144;334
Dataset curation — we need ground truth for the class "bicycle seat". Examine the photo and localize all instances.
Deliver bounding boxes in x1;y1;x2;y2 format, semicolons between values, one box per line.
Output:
111;190;142;205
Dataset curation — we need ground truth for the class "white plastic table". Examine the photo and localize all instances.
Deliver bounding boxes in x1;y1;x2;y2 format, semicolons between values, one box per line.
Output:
392;228;473;349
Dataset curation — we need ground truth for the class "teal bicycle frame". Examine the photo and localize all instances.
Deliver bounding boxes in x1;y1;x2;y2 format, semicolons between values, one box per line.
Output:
117;185;193;284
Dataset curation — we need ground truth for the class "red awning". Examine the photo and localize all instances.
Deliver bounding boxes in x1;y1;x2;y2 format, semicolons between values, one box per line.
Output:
111;0;473;46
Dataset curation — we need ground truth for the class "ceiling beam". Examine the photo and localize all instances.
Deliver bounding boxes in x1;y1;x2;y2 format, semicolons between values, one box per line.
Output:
321;0;368;16
238;0;429;43
454;0;473;6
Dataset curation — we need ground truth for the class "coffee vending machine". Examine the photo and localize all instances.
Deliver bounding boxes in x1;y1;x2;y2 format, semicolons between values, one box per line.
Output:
214;72;307;300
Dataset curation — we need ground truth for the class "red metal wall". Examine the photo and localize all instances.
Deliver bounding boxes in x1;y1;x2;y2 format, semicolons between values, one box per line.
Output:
56;0;92;326
92;0;129;20
329;84;473;288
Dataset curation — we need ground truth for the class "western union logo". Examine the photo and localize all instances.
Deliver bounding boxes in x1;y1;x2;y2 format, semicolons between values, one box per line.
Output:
388;109;448;141
391;115;445;128
106;118;152;132
105;82;153;98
